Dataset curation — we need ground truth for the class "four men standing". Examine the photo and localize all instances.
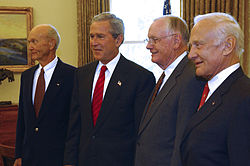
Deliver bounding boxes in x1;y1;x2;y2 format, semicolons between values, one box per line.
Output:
14;11;249;166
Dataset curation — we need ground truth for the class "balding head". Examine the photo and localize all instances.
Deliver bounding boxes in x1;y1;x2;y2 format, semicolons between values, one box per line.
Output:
28;24;60;66
31;24;61;49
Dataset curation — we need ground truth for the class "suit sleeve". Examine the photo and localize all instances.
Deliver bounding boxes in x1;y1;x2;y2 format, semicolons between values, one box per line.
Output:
228;97;250;166
133;71;155;131
15;73;25;159
64;70;81;165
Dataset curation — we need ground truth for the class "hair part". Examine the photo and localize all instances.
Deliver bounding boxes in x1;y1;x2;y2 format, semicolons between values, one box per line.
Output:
91;12;125;43
194;12;244;57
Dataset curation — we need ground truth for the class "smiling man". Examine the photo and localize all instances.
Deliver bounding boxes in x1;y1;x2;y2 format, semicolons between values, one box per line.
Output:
135;15;204;166
180;13;250;166
63;12;155;166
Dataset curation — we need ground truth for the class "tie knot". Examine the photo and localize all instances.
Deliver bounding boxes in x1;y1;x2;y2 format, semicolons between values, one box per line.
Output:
101;65;107;73
40;68;44;74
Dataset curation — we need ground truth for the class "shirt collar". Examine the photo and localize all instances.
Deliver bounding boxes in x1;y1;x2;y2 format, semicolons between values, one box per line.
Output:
208;63;240;94
163;51;187;75
97;53;120;73
38;56;58;74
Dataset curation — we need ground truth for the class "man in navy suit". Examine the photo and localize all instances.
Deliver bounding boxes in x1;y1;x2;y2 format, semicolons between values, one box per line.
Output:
14;24;76;166
63;12;155;166
180;13;250;166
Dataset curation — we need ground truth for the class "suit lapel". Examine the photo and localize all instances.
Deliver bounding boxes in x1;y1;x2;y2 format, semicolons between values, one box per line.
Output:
84;61;99;130
138;56;189;135
27;65;39;119
181;67;244;142
93;55;126;129
37;59;64;120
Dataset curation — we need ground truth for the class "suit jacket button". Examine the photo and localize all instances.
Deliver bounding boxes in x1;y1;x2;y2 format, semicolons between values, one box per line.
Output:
35;127;39;132
92;135;96;139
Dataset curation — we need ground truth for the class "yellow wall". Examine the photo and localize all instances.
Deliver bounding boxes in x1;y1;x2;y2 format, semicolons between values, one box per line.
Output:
0;0;78;104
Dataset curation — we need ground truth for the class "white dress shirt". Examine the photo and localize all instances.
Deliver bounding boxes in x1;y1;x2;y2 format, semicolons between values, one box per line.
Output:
206;63;240;101
91;53;121;100
159;51;187;92
32;56;58;104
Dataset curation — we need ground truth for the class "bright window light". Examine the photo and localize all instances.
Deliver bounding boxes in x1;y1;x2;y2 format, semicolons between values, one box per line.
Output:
110;0;180;79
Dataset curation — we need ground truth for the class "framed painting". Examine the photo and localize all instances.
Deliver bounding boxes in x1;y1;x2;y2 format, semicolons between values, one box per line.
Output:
0;7;33;72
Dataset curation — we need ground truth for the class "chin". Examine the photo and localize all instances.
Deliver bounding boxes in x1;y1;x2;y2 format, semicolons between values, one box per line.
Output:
195;69;203;77
94;55;104;61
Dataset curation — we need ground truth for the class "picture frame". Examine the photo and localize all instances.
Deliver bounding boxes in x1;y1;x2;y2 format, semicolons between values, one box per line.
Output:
0;7;33;72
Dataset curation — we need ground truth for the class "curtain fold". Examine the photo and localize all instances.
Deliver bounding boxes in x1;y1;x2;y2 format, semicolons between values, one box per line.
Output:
77;0;110;67
181;0;249;76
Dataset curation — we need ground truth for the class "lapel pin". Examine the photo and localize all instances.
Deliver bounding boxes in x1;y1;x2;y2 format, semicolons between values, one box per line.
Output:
56;83;60;86
117;81;122;86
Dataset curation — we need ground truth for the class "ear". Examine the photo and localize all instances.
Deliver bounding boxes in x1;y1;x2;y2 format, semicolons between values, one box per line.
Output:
49;39;57;50
115;34;124;47
222;35;236;56
173;34;182;49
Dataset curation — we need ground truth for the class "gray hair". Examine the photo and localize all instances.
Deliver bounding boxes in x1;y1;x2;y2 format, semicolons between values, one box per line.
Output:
155;15;189;44
46;24;61;49
194;12;244;57
91;12;124;43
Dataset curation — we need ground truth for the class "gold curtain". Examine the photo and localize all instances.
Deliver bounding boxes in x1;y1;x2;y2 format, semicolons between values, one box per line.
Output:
181;0;250;76
77;0;110;67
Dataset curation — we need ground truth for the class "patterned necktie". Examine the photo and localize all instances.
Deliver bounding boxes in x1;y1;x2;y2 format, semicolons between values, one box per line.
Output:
147;72;165;112
92;65;107;126
34;68;45;117
198;82;209;110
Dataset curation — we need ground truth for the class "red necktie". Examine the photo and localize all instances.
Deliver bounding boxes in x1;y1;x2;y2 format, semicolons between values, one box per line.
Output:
34;68;45;117
198;82;209;110
146;72;165;112
92;65;107;126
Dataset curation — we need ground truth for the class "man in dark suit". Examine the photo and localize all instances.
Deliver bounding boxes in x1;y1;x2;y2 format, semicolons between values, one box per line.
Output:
180;13;250;166
63;12;155;166
14;24;76;166
134;15;203;166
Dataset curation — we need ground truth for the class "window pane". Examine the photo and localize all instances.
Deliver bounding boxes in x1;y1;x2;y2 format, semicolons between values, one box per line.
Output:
110;0;180;79
110;0;164;41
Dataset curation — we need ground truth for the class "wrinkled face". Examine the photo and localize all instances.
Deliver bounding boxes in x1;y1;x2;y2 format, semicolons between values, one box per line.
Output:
90;21;122;64
188;20;226;80
28;27;51;63
146;20;176;70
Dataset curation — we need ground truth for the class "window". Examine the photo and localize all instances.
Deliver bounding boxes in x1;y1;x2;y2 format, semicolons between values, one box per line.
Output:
110;0;180;79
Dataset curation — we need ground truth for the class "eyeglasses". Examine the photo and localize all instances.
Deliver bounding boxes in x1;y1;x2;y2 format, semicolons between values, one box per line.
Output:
144;34;176;44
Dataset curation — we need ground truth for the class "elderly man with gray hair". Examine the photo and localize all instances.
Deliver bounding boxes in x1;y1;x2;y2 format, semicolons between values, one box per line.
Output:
180;12;250;166
14;24;76;166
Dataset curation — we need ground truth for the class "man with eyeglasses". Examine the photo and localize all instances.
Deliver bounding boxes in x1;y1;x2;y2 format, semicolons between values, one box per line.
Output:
135;15;204;166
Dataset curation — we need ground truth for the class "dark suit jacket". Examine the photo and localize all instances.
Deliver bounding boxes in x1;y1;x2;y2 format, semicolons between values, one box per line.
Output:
15;58;76;166
64;55;155;166
135;56;204;166
180;67;250;166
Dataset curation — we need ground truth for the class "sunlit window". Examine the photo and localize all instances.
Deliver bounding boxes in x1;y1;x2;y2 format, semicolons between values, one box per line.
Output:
110;0;180;79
